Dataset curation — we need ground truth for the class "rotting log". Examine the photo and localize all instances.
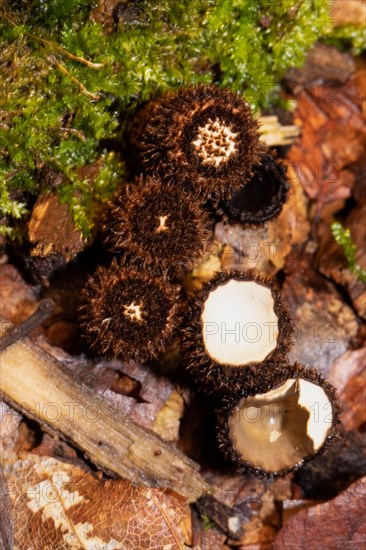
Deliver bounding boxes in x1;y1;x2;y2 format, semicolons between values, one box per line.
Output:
0;315;209;501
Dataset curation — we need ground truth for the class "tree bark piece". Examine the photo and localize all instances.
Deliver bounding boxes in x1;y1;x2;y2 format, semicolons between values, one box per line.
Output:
0;316;208;501
28;192;85;260
27;192;87;285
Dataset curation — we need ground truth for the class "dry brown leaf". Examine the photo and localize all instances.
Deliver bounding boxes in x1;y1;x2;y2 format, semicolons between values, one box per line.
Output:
281;499;316;525
237;516;278;550
90;0;127;32
286;61;365;223
3;454;189;550
283;255;358;376
0;401;22;462
319;203;366;319
32;433;79;462
0;466;13;550
0;264;39;324
273;477;366;549
328;348;366;430
319;248;366;320
353;57;366;119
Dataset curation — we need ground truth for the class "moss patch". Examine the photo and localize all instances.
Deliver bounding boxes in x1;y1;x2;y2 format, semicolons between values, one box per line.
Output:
1;1;335;236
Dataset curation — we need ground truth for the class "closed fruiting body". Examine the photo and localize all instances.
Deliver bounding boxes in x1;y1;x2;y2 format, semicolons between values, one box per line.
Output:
104;176;210;275
128;84;262;200
181;270;293;394
79;259;182;362
219;152;290;225
217;364;341;477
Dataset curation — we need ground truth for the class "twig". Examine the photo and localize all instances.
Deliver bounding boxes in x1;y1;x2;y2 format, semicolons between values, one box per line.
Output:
0;299;54;352
59;127;86;141
49;56;101;100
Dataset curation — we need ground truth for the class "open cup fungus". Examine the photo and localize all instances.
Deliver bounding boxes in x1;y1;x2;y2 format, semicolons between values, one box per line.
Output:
181;271;293;394
217;365;340;476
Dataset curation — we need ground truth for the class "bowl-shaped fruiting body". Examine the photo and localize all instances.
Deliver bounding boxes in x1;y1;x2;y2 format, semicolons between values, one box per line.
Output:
104;176;211;276
79;259;182;363
181;270;293;394
128;85;262;200
217;364;341;477
219;152;290;225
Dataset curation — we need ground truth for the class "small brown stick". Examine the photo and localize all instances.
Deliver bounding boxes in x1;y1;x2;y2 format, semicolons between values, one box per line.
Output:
49;56;101;100
0;299;54;352
195;495;251;540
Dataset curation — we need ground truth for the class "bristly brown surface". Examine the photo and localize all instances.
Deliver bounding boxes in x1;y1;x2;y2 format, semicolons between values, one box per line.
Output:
103;175;211;276
216;363;341;478
180;270;294;395
79;258;183;362
128;84;262;200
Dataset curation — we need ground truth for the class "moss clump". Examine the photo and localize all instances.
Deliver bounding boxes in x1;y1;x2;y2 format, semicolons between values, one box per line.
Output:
331;222;366;283
325;25;366;56
1;0;332;236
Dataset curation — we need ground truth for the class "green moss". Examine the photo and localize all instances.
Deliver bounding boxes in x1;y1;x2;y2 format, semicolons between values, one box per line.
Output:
201;513;215;531
331;222;366;283
0;1;334;237
325;25;366;56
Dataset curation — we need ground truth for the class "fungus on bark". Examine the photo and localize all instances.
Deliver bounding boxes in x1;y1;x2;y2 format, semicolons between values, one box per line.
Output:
217;365;340;477
128;84;262;200
181;271;293;394
219;152;290;225
79;259;181;362
103;176;210;275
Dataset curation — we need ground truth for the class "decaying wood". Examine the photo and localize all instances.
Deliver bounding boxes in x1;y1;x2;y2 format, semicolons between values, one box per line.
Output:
333;0;366;28
27;192;87;285
259;116;300;147
28;192;85;260
0;315;209;502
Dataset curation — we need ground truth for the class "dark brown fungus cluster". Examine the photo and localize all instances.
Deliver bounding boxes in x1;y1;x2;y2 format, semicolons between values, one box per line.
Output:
181;270;294;394
219;152;290;225
217;364;341;477
78;84;339;478
80;259;181;363
104;176;210;274
128;84;262;200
